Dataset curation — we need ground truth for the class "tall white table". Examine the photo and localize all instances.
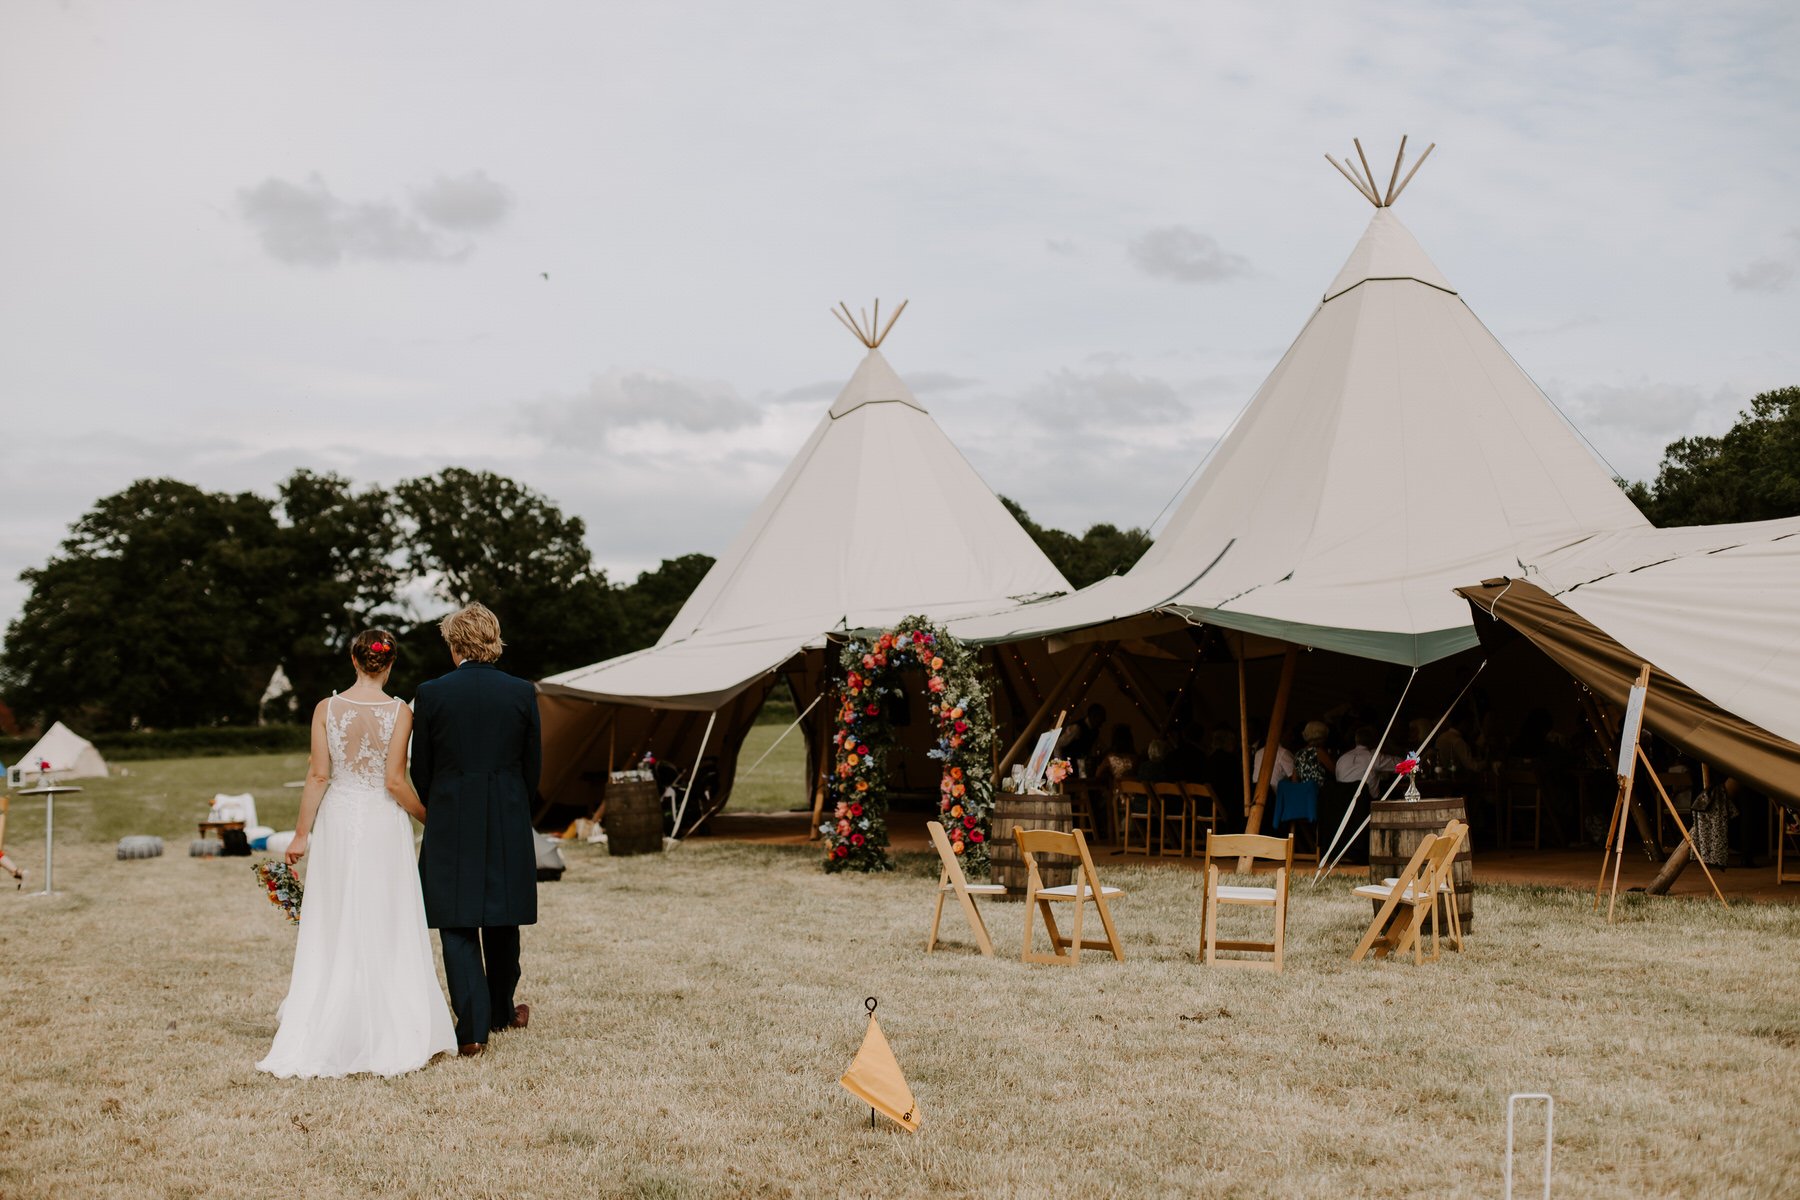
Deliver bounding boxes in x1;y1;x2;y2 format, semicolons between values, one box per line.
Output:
17;784;81;896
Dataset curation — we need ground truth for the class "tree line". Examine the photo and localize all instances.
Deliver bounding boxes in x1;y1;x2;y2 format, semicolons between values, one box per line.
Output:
2;385;1792;731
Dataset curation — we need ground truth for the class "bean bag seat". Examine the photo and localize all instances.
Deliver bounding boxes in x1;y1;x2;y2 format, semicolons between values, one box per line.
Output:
117;835;165;860
189;838;222;858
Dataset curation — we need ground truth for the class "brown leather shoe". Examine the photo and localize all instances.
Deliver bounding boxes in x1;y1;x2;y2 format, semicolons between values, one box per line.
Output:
458;1043;486;1058
503;1003;530;1031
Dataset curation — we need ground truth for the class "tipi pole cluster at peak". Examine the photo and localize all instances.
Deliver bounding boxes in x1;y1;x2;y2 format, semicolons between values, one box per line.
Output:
1325;135;1435;208
831;298;908;349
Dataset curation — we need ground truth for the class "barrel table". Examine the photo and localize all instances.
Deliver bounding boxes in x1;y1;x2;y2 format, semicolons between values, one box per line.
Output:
601;778;664;856
989;792;1073;897
1369;796;1473;931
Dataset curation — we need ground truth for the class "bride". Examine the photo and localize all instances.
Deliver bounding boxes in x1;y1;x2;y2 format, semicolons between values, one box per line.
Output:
257;629;457;1078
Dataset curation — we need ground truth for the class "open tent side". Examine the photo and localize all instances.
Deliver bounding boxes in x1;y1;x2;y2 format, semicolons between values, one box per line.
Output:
1458;517;1800;808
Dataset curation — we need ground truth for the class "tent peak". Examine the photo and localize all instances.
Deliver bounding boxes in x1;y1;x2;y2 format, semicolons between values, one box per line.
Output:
831;298;908;349
1325;136;1435;209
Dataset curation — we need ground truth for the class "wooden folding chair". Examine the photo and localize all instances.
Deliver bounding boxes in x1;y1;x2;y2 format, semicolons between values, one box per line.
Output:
925;820;1008;956
1066;782;1097;838
1372;819;1466;955
1198;832;1294;971
1352;821;1466;963
1183;782;1220;856
1500;768;1542;851
1117;781;1154;854
1152;782;1188;857
1018;828;1126;965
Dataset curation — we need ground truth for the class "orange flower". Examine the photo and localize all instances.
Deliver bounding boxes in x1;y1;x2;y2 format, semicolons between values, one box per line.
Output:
950;805;963;818
952;841;965;855
855;780;868;792
950;707;963;719
846;753;859;766
930;656;944;670
949;766;963;780
952;783;965;797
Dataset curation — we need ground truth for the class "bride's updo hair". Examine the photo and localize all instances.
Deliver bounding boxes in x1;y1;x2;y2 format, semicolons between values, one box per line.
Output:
351;629;399;675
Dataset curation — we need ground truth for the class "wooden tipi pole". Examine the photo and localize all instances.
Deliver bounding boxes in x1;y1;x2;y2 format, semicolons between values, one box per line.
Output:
1242;644;1299;863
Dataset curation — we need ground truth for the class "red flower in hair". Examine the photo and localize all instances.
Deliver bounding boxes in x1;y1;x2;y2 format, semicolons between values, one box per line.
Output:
370;641;390;654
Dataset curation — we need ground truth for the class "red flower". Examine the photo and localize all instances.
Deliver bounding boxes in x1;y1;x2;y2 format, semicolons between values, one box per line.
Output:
833;845;848;859
862;654;876;669
849;803;863;817
865;703;879;716
962;815;977;830
912;631;927;644
970;830;985;844
851;832;865;846
873;652;887;667
954;720;968;733
1395;755;1420;776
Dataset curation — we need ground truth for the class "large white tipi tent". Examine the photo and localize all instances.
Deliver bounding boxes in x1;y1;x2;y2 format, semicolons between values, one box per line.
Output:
7;721;109;785
537;304;1070;821
955;141;1650;666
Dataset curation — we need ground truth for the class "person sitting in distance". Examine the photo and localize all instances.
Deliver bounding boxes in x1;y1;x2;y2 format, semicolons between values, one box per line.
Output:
1337;725;1400;799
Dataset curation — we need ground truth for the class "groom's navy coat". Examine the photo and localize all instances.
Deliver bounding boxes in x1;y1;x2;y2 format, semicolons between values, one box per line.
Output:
412;661;540;929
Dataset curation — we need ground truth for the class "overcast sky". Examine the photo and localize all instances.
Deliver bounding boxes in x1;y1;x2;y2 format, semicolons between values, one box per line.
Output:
3;1;1797;642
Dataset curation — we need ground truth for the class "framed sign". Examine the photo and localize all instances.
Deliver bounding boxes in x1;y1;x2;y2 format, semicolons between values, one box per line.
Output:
1022;728;1061;792
1616;680;1647;781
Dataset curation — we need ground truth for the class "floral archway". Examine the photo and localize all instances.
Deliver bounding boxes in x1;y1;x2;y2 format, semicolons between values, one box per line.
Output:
820;617;996;874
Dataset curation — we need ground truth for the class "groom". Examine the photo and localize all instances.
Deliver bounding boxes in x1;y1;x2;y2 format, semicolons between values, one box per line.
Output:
412;602;541;1057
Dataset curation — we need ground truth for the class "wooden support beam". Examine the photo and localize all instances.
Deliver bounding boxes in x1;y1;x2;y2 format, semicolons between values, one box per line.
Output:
1237;639;1251;822
1104;650;1171;733
1242;644;1299;858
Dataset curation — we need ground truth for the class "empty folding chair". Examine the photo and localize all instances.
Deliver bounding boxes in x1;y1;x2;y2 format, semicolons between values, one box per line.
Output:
1018;827;1126;965
1197;832;1294;972
925;820;1009;956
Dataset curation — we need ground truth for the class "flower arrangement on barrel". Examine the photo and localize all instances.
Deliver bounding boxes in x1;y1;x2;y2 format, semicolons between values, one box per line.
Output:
821;616;996;874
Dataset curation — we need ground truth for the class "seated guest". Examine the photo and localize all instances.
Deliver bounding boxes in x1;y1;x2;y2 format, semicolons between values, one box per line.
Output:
1251;733;1294;787
1094;724;1138;788
1337;725;1401;799
1294;721;1335;784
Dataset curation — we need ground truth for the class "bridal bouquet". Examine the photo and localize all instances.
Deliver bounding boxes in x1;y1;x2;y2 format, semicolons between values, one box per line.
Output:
253;860;304;923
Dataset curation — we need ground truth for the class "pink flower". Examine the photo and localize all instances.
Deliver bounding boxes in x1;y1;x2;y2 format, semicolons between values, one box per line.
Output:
928;677;945;693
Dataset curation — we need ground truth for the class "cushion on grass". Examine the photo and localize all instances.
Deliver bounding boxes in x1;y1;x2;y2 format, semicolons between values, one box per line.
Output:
117;835;164;860
188;839;221;858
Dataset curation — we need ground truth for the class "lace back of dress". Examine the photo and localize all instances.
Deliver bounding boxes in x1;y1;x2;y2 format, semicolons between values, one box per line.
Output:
325;696;401;790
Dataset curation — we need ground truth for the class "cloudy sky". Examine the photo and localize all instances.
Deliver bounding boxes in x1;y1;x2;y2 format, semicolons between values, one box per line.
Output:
3;1;1797;640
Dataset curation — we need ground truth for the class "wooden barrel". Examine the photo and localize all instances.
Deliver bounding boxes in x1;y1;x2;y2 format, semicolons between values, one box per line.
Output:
989;793;1073;896
1369;797;1473;931
602;779;664;856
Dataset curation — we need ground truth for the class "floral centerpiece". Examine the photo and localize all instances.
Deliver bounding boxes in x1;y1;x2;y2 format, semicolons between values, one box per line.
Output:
821;616;996;874
1045;758;1072;788
253;860;304;923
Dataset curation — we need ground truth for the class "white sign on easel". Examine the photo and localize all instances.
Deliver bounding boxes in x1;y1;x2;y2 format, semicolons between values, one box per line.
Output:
1616;680;1647;778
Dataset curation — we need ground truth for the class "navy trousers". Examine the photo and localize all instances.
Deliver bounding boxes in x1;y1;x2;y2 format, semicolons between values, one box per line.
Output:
440;926;520;1046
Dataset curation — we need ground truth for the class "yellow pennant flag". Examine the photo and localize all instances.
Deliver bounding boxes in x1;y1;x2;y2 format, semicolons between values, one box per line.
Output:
839;1012;921;1133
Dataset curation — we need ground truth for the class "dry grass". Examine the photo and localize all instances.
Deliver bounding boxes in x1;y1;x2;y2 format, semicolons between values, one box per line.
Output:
4;756;1799;1198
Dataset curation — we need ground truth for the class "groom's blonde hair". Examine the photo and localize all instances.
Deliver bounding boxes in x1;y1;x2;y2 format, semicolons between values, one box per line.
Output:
440;602;505;663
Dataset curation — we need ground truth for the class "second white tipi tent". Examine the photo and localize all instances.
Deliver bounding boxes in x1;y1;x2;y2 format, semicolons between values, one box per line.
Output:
536;304;1071;821
956;140;1650;666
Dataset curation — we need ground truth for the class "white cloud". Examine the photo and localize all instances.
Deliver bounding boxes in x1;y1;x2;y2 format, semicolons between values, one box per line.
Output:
412;171;513;231
1127;226;1251;284
1728;232;1800;293
524;369;763;444
237;172;511;265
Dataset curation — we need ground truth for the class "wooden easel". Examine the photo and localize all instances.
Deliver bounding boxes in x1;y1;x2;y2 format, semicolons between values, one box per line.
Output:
1595;665;1727;920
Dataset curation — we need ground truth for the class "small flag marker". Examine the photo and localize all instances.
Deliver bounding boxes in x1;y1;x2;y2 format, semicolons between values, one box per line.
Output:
839;997;920;1133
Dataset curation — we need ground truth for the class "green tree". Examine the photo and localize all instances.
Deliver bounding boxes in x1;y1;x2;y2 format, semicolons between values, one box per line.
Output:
1629;387;1800;526
393;468;626;680
269;470;406;705
618;553;716;650
1000;496;1152;588
1;479;281;729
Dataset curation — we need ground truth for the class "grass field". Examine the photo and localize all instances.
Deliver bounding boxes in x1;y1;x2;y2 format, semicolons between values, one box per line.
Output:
4;753;1799;1198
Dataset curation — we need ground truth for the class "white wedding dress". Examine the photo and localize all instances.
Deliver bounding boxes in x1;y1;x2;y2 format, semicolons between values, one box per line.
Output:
257;696;457;1078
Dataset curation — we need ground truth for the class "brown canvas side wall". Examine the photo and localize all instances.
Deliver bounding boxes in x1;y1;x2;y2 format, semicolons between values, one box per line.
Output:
1459;579;1800;808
